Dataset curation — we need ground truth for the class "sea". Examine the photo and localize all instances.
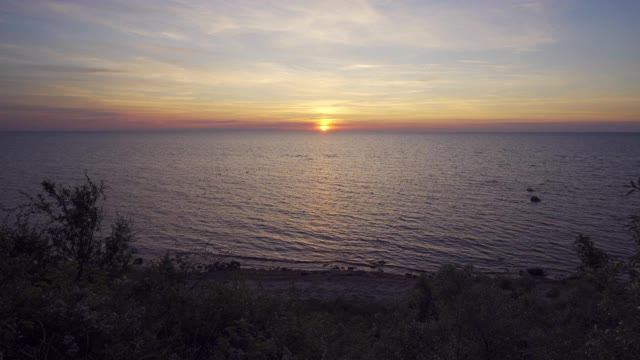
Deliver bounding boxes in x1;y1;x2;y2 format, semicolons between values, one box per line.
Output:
1;131;639;275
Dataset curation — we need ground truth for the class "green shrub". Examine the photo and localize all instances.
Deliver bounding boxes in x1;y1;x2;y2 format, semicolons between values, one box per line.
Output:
574;234;609;273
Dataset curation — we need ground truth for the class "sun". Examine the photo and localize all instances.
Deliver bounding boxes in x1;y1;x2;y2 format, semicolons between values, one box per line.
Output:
316;118;333;132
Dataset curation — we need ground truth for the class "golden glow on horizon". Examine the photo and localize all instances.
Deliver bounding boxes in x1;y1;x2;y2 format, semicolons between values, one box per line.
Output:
1;1;640;131
317;119;332;132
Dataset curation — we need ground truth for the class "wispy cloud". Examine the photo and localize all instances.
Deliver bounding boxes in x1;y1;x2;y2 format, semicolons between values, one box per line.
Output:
0;0;639;130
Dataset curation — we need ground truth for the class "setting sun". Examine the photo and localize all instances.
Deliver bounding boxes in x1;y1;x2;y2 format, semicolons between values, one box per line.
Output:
3;1;640;358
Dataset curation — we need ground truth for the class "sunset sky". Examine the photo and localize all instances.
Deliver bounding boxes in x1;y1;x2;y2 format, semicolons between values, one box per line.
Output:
1;0;639;131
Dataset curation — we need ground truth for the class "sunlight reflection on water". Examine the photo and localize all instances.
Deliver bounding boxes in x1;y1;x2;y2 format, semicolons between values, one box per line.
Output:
1;131;639;274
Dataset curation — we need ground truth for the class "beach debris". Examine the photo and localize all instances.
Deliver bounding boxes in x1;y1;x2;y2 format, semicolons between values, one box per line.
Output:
530;195;541;203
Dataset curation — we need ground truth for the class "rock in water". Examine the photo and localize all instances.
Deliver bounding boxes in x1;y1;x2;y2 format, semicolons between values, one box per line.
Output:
526;267;545;277
530;195;541;203
526;187;535;192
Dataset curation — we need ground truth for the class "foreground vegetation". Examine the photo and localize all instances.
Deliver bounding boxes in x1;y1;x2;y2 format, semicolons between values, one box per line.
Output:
1;176;640;359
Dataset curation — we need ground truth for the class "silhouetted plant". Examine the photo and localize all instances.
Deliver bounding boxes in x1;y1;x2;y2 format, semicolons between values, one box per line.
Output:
32;175;107;279
625;178;640;279
101;216;135;277
5;174;137;279
625;177;640;196
574;234;609;273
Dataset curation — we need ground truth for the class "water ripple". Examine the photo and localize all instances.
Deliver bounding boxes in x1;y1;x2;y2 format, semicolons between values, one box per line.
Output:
1;131;639;274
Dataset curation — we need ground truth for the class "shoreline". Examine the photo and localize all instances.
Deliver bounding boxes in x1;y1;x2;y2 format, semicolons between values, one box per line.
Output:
141;250;576;278
197;268;419;302
184;265;579;302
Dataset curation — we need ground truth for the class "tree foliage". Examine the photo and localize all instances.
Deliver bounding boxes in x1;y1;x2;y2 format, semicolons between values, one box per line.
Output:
2;174;135;280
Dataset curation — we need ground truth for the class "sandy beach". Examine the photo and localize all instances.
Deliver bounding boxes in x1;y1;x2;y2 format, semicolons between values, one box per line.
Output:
199;268;419;301
196;267;577;303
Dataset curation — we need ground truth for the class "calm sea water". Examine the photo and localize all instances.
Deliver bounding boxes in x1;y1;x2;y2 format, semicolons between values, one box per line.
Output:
1;131;639;274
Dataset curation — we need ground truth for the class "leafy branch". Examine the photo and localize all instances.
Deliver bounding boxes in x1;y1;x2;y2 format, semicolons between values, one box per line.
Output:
625;177;640;196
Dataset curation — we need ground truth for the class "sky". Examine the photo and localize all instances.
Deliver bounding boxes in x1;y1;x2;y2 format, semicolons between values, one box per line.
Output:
1;0;639;131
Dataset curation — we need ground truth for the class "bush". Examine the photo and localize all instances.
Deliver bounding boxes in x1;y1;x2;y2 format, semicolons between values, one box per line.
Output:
1;174;136;280
574;234;610;273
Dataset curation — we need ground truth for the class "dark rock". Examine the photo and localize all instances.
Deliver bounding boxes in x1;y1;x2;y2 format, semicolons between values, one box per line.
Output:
133;258;143;266
526;187;535;192
526;267;546;277
530;195;541;203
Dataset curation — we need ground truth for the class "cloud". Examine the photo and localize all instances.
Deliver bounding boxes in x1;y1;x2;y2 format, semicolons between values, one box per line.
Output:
24;64;124;74
459;60;488;65
35;0;555;51
0;1;638;130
